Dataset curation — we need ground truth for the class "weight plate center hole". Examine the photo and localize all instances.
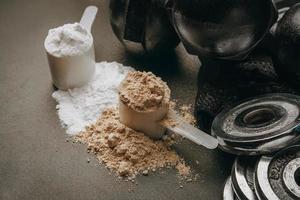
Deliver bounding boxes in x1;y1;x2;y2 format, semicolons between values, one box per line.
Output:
295;167;300;186
243;108;276;126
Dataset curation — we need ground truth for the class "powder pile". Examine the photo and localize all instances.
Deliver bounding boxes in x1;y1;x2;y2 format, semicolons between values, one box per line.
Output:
76;107;190;178
179;104;197;125
176;162;191;177
119;71;170;111
44;23;93;57
162;102;196;127
52;62;133;135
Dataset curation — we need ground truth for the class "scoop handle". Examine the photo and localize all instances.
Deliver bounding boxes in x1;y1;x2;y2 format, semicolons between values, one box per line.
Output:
80;6;98;32
163;110;219;149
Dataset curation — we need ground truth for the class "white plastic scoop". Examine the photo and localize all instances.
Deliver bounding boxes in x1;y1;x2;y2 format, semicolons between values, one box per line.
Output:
80;6;98;32
45;6;98;90
119;98;219;150
165;110;219;149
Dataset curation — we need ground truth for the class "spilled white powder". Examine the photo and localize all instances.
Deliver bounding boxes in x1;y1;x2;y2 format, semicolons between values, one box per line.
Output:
52;62;134;135
44;23;93;57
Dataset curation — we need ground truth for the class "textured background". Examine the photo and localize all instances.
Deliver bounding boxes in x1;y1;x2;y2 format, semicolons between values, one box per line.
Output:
0;0;234;199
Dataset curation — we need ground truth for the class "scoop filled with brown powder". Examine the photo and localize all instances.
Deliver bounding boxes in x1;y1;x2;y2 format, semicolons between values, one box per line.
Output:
118;71;171;139
119;71;170;112
118;71;218;149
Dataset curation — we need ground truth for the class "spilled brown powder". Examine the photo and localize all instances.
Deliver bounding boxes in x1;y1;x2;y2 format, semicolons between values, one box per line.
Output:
76;107;190;178
179;104;196;125
176;162;191;177
162;102;196;127
119;71;170;112
161;117;179;128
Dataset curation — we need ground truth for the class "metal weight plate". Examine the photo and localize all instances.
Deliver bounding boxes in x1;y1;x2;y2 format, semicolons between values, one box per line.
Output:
231;157;259;200
211;93;300;155
255;145;300;200
213;131;300;155
212;93;300;143
223;177;238;200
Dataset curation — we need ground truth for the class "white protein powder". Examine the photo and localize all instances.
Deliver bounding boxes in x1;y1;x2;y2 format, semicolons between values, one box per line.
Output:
52;62;134;135
44;23;93;57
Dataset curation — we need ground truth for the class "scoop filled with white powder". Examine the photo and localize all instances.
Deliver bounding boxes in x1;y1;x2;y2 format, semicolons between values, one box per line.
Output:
45;23;93;57
45;6;98;90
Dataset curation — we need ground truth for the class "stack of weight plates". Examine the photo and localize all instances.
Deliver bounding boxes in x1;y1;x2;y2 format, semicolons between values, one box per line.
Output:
223;145;300;200
223;156;259;200
212;93;300;155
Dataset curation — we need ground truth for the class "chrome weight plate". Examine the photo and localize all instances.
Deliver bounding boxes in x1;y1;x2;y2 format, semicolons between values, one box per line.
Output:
212;93;300;155
231;157;259;200
255;145;300;200
223;177;238;200
214;131;300;155
212;93;300;143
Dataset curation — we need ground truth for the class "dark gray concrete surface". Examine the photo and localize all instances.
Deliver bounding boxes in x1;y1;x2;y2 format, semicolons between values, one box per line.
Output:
0;0;234;199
